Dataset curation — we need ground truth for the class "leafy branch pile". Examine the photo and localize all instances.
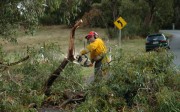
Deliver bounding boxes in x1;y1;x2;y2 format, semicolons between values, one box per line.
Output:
76;48;180;112
0;44;180;112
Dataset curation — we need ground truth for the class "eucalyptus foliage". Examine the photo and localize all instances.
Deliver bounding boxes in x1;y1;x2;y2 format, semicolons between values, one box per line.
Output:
0;42;179;111
0;0;179;41
0;42;88;111
76;48;180;112
0;0;45;41
41;0;84;25
88;0;175;38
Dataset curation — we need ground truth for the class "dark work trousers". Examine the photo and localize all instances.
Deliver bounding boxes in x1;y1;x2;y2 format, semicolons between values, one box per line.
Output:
94;59;103;82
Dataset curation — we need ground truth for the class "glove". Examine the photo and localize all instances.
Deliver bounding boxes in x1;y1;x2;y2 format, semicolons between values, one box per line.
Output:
80;49;89;55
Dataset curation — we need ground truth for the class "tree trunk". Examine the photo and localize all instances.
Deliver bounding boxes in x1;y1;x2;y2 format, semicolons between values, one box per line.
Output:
143;0;155;27
43;19;83;95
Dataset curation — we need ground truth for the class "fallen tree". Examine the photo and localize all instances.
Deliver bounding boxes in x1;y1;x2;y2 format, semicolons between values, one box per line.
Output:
43;19;83;95
0;55;30;71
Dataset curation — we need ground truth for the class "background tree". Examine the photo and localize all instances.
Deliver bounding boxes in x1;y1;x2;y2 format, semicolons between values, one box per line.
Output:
172;0;180;29
0;0;45;41
40;0;85;26
81;0;175;38
141;0;174;35
0;0;179;41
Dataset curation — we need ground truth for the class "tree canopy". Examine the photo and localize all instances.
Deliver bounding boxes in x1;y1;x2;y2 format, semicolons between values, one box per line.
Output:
0;0;45;41
0;0;179;40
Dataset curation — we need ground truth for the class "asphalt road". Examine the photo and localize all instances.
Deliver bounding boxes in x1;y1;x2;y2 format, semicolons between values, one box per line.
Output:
160;30;180;67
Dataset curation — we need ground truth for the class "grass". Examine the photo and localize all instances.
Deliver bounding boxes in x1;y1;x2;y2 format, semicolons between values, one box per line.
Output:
1;26;179;112
1;25;145;53
1;25;107;53
1;25;145;77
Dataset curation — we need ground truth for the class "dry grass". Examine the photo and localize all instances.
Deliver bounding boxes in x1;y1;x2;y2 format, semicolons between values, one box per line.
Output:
121;38;145;53
1;25;145;54
1;25;110;54
1;25;115;77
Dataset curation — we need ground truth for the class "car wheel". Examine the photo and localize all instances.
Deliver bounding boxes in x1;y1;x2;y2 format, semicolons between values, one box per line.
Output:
146;49;150;52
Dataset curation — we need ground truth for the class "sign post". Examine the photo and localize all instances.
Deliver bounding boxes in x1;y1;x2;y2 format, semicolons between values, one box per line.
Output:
118;30;121;46
114;17;127;46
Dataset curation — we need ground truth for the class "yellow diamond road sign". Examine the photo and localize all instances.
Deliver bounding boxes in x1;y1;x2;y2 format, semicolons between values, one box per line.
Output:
114;17;127;30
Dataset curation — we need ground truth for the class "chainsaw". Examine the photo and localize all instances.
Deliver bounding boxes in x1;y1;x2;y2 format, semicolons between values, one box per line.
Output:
74;54;92;67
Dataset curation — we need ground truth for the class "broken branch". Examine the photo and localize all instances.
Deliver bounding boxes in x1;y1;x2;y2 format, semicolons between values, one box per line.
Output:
43;19;83;95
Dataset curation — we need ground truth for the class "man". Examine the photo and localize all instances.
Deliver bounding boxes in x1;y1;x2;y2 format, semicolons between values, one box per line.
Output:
80;31;110;81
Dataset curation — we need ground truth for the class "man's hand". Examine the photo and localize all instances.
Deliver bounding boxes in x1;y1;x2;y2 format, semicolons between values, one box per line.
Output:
80;49;89;55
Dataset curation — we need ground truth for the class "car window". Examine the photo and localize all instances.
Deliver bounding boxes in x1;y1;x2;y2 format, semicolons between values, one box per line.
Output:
147;35;166;41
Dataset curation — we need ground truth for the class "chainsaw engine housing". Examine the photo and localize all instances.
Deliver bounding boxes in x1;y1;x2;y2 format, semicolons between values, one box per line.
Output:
76;55;91;67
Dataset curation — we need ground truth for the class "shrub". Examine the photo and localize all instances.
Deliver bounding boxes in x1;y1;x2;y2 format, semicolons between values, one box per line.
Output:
76;48;180;112
0;43;179;112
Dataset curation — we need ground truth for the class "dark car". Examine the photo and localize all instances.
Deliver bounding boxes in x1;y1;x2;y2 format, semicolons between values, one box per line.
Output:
145;33;170;52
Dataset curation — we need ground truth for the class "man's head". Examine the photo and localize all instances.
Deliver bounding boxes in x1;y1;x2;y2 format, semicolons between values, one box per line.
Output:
85;31;98;42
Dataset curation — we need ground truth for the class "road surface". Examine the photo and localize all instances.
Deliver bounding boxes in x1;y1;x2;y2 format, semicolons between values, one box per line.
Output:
160;30;180;67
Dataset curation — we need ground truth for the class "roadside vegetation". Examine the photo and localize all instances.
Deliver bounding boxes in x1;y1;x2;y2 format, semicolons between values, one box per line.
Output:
0;26;180;112
0;0;180;112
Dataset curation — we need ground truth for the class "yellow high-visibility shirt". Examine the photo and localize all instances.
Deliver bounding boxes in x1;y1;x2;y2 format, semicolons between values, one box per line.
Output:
86;38;107;60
